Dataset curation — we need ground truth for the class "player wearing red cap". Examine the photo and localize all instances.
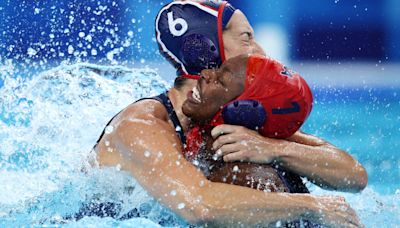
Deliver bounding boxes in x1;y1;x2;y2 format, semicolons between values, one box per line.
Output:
182;55;315;209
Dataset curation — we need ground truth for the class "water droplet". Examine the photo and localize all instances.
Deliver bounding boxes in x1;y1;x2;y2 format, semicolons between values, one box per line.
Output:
170;190;177;196
192;160;199;166
144;151;151;157
27;48;37;57
232;165;240;172
105;126;114;134
91;49;97;56
177;203;185;209
67;45;74;54
212;154;218;161
199;180;205;187
104;140;110;146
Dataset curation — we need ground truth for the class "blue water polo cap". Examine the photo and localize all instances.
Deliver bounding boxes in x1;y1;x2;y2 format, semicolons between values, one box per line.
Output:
155;0;236;79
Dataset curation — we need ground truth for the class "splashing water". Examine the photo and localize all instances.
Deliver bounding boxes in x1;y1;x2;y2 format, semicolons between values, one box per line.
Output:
1;62;399;227
0;62;190;227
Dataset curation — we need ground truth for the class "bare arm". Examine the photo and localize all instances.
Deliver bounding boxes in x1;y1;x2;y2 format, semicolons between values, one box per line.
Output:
279;131;368;192
211;125;368;193
96;111;361;227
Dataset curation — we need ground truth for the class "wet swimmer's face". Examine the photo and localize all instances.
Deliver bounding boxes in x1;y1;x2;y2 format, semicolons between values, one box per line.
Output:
182;55;248;123
223;10;265;59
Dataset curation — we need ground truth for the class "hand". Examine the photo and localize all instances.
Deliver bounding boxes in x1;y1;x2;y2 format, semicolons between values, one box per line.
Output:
312;196;364;228
211;124;287;164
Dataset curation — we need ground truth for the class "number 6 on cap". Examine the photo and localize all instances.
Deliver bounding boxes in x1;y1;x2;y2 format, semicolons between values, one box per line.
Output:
167;12;188;36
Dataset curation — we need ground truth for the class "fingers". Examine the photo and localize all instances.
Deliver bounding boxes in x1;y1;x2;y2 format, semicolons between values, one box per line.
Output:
333;198;363;228
343;205;363;227
212;134;239;150
223;151;249;162
215;143;240;157
211;124;245;139
318;196;363;228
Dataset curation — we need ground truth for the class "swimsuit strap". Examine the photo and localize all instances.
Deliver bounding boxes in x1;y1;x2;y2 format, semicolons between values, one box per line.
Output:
151;92;186;145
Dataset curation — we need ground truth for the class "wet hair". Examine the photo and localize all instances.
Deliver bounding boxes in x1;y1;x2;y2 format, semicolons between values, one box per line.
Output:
174;77;189;90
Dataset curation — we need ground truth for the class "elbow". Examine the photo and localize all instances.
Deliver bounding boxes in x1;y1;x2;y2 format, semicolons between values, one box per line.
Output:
353;166;368;192
345;165;368;193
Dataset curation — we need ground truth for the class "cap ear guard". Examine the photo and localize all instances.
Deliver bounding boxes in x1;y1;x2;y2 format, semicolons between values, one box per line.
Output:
180;34;221;73
221;100;267;130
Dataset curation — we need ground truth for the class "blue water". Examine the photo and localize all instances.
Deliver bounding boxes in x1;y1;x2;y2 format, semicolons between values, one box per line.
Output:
0;62;399;227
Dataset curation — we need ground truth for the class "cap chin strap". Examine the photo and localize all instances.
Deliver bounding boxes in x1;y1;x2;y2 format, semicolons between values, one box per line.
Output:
217;1;227;62
181;74;201;80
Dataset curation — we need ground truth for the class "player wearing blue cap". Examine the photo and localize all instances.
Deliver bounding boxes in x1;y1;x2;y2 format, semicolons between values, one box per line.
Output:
94;1;366;226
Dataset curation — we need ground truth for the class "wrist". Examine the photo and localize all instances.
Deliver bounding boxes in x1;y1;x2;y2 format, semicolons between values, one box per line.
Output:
270;139;291;164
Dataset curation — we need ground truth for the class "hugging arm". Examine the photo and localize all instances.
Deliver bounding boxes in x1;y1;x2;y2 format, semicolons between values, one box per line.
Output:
211;125;368;192
280;131;368;192
96;112;361;227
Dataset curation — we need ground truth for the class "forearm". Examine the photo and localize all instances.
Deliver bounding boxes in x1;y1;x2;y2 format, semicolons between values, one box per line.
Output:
203;184;317;227
202;183;318;227
276;137;367;192
203;181;363;227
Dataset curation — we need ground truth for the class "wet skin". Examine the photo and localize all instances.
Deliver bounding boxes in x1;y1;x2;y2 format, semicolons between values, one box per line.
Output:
183;55;290;193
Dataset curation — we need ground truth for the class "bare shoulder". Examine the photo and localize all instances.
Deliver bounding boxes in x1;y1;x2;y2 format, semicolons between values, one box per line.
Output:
120;99;169;122
95;98;179;167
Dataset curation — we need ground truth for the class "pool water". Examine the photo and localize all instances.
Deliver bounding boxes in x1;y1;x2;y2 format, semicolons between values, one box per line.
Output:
0;62;399;227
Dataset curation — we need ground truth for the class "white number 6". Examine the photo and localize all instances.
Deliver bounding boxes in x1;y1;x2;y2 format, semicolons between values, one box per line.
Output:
167;12;188;37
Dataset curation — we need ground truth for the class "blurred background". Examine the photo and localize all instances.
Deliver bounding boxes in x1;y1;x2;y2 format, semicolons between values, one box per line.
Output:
1;0;399;64
0;0;399;191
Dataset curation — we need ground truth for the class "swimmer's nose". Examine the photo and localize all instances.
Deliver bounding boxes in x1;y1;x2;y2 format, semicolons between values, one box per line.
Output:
253;41;266;56
200;69;212;83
